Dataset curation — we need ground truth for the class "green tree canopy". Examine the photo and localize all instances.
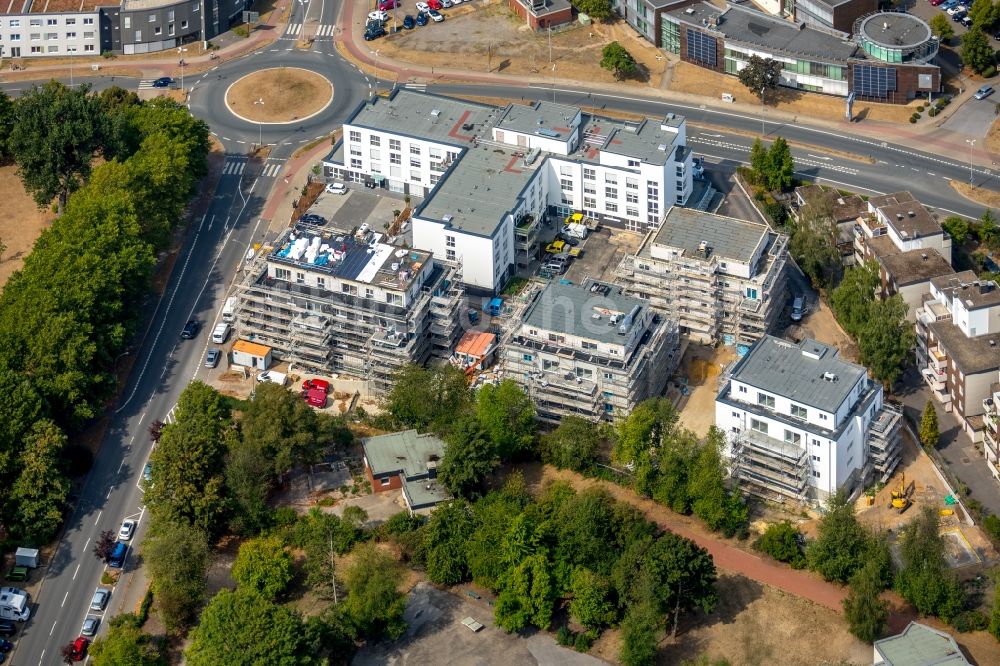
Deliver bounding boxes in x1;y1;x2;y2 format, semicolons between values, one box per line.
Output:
749;138;769;179
961;27;994;73
342;543;407;640
618;602;660;666
8;419;70;545
754;521;806;568
895;506;965;621
494;553;555;632
942;216;970;244
808;492;880;585
614;397;679;494
438;415;498;498
465;477;530;589
240;381;328;478
384;364;473;435
737;55;783;99
232;536;294;600
89;622;164;666
843;558;889;643
920;400;940;450
186;589;318;666
929;13;955;42
539;415;602;471
572;0;613;19
289;508;362;598
569;567;617;629
424;499;473;584
688;427;747;537
474;379;536;459
142;520;210;631
765;137;795;192
968;0;999;30
600;42;638;80
790;192;840;289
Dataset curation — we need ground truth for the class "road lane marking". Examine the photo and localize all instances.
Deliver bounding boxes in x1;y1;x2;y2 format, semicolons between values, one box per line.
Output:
38;649;45;664
73;564;80;580
117;459;125;473
50;620;57;636
94;510;102;526
84;537;91;551
62;591;69;607
106;486;114;500
137;412;145;425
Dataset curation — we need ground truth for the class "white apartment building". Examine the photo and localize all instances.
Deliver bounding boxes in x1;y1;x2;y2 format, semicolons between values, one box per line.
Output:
616;207;788;346
503;279;680;422
916;272;1000;441
716;336;901;503
983;373;999;481
323;88;695;293
0;10;101;58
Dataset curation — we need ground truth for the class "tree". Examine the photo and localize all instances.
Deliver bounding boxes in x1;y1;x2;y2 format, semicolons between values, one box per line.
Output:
831;261;880;338
0;91;13;163
765;136;795;192
8;81;104;211
754;521;806;568
93;529;116;563
843;559;889;643
790;193;840;289
61;643;77;665
423;499;473;584
942;216;970;244
142;520;210;631
232;536;294;600
979;209;999;248
239;381;327;479
569;568;616;629
808;492;877;584
494;553;555;632
961;27;994;73
601;42;638;80
9;419;70;544
438;416;498;498
225;440;274;536
895;506;965;621
929;13;955;42
290;508;361;599
989;581;1000;641
642;532;718;639
342;543;407;640
572;0;613;19
465;480;529;589
475;379;536;459
858;294;915;388
738;55;783;100
384;364;473;435
920;400;940;450
618;602;660;666
749;138;769;182
89;622;165;666
186;589;317;666
539;415;602;471
614;398;679;495
968;0;999;29
689;428;747;537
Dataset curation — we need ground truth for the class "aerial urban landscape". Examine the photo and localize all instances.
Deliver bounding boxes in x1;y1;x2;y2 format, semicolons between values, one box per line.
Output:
1;0;1000;663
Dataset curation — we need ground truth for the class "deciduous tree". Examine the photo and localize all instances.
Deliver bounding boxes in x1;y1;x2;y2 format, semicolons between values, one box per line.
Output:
494;553;555;632
895;506;965;621
539;415;602;471
942;215;970;244
342;543;407;640
384;364;473;435
920;400;940;450
961;27;994;74
232;536;294;600
142;520;209;631
9;419;70;544
93;529;116;563
843;559;889;643
618;602;660;666
754;521;806;568
600;42;638;80
765;136;795;192
808;491;878;584
790;192;840;289
929;13;955;42
89;622;165;666
438;416;498;498
737;55;783;100
749;138;769;181
569;568;616;629
573;0;613;19
968;0;999;30
475;379;536;459
423;499;473;584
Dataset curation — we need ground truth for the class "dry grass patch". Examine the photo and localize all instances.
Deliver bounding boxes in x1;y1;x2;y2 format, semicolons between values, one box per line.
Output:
950;180;1000;209
226;68;333;123
0;164;53;289
986;115;1000;154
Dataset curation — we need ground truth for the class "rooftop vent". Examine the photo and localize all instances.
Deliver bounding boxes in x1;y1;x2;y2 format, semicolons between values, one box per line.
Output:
822;372;838;382
896;213;904;220
657;144;667;151
908;210;915;217
442;214;454;224
697;240;711;258
685;6;695;13
922;253;928;261
431;109;441;117
537;117;544;125
883;21;889;30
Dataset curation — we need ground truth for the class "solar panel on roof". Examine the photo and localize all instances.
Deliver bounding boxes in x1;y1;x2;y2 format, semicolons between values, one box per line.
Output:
853;65;896;98
686;29;718;67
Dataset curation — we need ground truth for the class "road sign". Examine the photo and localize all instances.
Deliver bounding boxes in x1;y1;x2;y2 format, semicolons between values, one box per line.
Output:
243;10;259;23
845;91;856;121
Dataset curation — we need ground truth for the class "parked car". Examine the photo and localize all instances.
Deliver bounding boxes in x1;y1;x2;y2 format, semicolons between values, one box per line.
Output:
81;616;100;638
556;233;579;246
440;0;452;6
180;319;199;339
428;9;444;21
151;77;172;88
946;4;965;14
0;623;14;638
975;85;995;99
415;11;428;25
299;213;326;226
3;568;27;583
205;348;221;368
0;638;12;652
368;10;388;21
68;637;89;662
402;14;415;28
118;519;136;542
415;1;430;11
302;378;331;393
951;9;967;20
364;24;387;40
962;15;973;26
995;31;1000;40
428;0;442;8
90;588;110;612
142;462;152;483
541;261;568;275
941;0;960;9
107;542;128;569
451;0;463;4
930;0;946;5
325;182;347;194
790;295;805;322
377;0;399;9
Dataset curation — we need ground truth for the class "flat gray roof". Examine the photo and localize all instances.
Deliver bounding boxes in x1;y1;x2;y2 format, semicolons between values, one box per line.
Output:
650;207;769;264
363;429;445;479
730;336;866;412
346;89;500;148
599;117;684;166
495;100;579;138
874;622;970;666
522;280;650;344
671;3;858;62
403;478;452;510
929;321;1000;376
859;13;932;50
931;272;1000;311
417;141;536;237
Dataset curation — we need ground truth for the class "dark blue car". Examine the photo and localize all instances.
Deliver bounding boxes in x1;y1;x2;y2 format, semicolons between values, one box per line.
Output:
415;11;428;25
402;14;415;29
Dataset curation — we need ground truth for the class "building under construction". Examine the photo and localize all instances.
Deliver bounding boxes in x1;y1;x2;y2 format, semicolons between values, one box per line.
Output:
617;207;788;347
502;279;680;423
231;223;465;393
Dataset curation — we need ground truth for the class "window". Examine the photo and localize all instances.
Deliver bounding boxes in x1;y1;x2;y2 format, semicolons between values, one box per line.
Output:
627;159;639;168
350;158;362;169
389;138;401;150
84;17;94;25
181;20;188;29
295;272;305;284
626;192;638;204
543;359;560;370
686;28;718;66
606;202;618;213
811;455;820;462
583;197;596;209
410;144;421;155
605;186;617;199
605;173;617;184
784;430;801;445
29;18;41;26
575;367;593;379
349;130;361;143
790;404;807;419
168;23;174;35
750;418;768;434
389;153;401;165
429;147;442;160
369;148;380;160
757;393;775;408
123;17;131;28
154;26;161;35
9;34;19;41
349;147;362;157
445;235;455;248
380;477;391;486
430;173;440;185
47;44;58;52
148;14;157;22
560;178;573;191
583;167;595;180
365;288;374;299
275;268;290;280
812;470;821;478
65;18;75;25
341;283;358;295
522;353;534;362
410;157;421;168
819;413;828;421
626;207;638;218
604;372;614;380
30;46;42;53
386;293;402;305
46;32;57;40
446;249;456;261
581;341;597;350
410;170;421;182
46;18;57;26
316;277;325;290
812;438;821;447
370;135;381;146
583;184;596;195
9;19;19;27
66;31;76;38
738;385;747;393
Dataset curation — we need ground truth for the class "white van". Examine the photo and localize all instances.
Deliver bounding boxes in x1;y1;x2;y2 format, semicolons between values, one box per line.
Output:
222;296;237;323
211;322;231;344
790;296;804;322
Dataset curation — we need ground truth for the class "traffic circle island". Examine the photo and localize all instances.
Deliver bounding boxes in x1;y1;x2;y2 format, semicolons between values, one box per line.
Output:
225;67;334;124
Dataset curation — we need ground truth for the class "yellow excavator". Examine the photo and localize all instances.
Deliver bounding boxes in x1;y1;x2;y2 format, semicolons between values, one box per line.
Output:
890;473;912;514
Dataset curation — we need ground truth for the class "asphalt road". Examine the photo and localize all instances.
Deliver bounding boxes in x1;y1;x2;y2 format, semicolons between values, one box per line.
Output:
5;0;1000;661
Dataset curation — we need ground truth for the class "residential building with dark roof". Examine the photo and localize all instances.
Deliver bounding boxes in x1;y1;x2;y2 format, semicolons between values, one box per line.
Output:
716;336;901;503
616;207;788;346
323;88;702;293
362;430;452;514
502;279;680;422
983;373;1000;481
793;184;866;264
916;272;1000;442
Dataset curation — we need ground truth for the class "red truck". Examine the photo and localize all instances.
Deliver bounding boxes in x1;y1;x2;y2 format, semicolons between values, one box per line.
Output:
302;387;328;408
302;378;331;393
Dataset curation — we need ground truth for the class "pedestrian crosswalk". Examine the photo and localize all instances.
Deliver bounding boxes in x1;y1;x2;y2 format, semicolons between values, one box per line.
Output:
284;23;336;37
261;162;283;178
222;158;285;177
223;159;246;175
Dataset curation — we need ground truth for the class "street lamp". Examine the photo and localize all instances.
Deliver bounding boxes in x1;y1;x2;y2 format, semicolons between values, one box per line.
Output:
760;86;766;136
370;50;380;97
254;97;264;148
178;47;188;91
967;138;976;183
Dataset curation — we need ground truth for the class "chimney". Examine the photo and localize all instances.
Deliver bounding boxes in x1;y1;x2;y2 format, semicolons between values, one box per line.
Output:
922;253;928;261
908;210;915;217
896;213;904;221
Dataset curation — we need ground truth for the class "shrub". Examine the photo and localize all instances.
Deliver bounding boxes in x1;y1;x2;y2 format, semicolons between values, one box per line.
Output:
984;65;997;78
916;104;925;112
101;571;115;585
764;201;788;226
928;107;938;117
574;631;593;652
556;625;574;646
951;610;988;633
983;514;1000;546
909;114;919;123
754;521;807;568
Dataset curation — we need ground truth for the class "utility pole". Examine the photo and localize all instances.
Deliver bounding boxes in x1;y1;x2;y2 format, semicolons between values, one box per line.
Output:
254;97;264;149
328;531;338;604
967;138;976;183
760;86;766;136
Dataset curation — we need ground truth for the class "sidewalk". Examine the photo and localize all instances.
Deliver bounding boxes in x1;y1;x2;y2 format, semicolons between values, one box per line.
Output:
260;138;338;231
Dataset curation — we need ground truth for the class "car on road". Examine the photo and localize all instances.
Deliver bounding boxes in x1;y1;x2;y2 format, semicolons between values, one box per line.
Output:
975;85;995;100
416;11;428;25
81;616;100;637
368;10;388;21
143;462;153;483
364;24;386;40
205;348;221;368
68;637;89;661
119;518;136;541
180;319;199;339
0;623;14;638
428;9;444;21
0;639;12;652
402;14;415;28
4;568;27;583
415;1;430;11
151;77;172;88
325;181;347;194
90;588;110;612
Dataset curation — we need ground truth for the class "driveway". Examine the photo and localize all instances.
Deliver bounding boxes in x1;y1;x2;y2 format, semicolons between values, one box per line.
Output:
940;94;996;138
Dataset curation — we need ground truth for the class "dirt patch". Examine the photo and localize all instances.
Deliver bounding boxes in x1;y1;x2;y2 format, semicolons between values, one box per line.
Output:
669;60;919;125
791;297;858;362
950;180;1000;209
0;164;54;289
675;344;737;438
377;5;667;89
225;68;333;123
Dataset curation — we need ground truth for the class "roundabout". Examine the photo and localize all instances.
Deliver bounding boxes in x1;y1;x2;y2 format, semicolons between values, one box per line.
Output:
225;67;335;125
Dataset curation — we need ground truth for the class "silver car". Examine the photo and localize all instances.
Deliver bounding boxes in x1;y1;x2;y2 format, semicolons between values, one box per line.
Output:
81;616;100;637
90;588;110;612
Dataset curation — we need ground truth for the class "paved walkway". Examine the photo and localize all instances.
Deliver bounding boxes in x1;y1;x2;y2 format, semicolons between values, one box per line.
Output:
259;139;338;230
